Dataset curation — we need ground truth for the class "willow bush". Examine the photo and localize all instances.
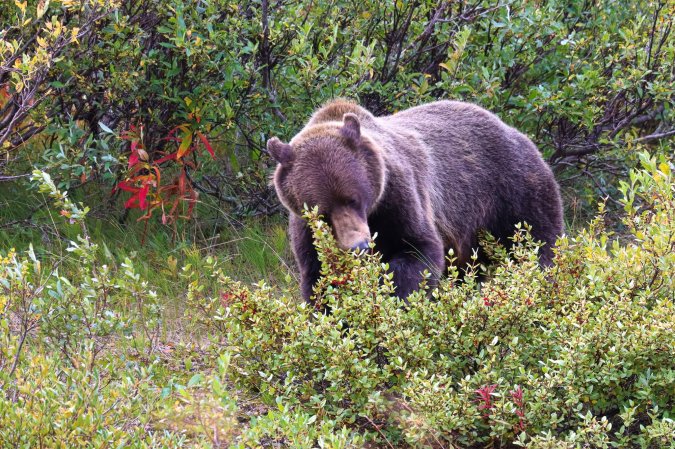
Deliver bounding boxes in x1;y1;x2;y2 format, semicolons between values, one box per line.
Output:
185;153;675;447
1;0;672;220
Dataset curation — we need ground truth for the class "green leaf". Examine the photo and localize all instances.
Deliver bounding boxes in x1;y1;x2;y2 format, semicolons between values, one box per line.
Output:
98;122;114;134
187;373;202;388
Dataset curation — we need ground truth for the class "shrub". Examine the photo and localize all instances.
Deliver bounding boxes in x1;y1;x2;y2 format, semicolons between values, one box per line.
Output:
0;173;193;447
0;173;368;447
2;1;673;223
187;153;675;447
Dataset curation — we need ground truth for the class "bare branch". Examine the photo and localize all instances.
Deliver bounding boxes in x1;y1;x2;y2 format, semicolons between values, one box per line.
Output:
0;173;31;182
633;129;675;143
404;2;450;53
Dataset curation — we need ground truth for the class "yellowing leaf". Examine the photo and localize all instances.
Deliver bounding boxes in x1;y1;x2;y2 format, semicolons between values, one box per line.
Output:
659;162;671;176
36;0;49;19
177;132;193;159
14;0;27;14
167;256;178;273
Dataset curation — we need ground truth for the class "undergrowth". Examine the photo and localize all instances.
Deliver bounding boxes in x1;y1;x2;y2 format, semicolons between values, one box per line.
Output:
2;153;674;448
186;152;675;448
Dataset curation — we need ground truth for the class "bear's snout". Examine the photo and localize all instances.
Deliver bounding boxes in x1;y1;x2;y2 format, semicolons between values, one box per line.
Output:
331;207;371;252
351;240;370;252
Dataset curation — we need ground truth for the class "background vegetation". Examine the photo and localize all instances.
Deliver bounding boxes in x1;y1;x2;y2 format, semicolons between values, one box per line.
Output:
1;0;673;447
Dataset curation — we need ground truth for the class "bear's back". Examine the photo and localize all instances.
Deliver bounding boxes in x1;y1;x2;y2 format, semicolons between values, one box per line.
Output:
377;100;547;182
375;100;560;255
379;100;520;153
307;99;375;126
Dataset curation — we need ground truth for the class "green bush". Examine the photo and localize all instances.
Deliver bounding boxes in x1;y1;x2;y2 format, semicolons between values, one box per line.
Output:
0;173;364;447
2;1;673;222
2;1;675;445
0;172;188;447
186;153;675;447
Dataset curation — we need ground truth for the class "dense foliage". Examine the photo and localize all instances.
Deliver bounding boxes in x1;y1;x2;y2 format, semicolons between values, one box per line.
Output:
1;0;674;447
3;154;674;447
1;0;673;221
187;154;675;448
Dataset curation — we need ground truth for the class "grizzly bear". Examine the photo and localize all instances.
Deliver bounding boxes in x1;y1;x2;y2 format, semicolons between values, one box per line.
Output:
268;99;563;301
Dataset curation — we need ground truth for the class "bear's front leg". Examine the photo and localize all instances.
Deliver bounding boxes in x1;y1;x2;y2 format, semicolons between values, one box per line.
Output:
289;214;321;303
387;236;444;299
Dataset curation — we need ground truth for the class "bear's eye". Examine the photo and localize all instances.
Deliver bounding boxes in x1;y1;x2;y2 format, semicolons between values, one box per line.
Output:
346;199;359;208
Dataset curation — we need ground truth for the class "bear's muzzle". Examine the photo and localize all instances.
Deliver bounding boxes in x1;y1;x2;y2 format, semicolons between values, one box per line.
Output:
331;207;371;252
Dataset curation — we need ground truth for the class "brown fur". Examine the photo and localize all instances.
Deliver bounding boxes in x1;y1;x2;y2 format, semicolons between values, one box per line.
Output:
268;99;564;302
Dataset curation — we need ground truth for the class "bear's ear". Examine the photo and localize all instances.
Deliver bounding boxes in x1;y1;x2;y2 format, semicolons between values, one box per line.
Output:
267;137;294;165
340;113;361;144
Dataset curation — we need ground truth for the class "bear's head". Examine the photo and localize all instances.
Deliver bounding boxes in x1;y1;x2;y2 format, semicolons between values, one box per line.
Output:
268;113;386;251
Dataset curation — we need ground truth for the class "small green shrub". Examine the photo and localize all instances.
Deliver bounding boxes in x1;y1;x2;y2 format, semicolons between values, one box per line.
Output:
0;174;198;447
0;353;187;448
187;153;675;447
1;174;365;447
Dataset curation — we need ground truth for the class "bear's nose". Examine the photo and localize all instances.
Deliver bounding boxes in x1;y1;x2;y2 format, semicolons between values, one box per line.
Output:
351;240;370;252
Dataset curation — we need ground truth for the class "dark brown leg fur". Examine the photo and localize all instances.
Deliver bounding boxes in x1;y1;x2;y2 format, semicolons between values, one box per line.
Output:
387;237;444;298
289;214;321;303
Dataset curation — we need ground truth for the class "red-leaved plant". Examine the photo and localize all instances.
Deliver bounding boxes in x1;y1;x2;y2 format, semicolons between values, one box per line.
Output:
475;384;498;419
113;104;215;228
510;385;527;432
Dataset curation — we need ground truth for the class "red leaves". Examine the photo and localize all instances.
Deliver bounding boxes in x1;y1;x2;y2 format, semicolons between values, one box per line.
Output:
115;178;153;211
482;289;510;308
474;384;527;432
510;385;524;404
197;132;215;158
115;180;136;193
176;131;193;159
165;125;215;161
154;151;177;165
122;124;144;168
220;292;234;306
128;147;140;168
221;290;256;316
510;386;527;432
331;277;348;286
475;384;498;418
115;120;216;225
124;183;150;210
